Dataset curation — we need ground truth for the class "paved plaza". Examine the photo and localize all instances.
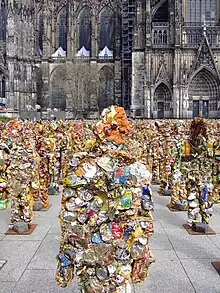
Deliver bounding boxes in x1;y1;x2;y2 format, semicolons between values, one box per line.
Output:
0;186;220;293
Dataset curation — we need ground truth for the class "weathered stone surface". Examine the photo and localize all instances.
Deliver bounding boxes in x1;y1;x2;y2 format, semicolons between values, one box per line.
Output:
33;201;44;211
194;222;209;233
13;221;29;233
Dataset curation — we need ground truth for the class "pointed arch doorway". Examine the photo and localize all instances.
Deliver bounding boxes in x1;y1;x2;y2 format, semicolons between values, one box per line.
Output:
154;83;172;118
188;68;219;118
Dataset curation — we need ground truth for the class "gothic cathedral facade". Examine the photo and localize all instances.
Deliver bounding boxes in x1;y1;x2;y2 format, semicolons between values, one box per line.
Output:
131;0;220;119
0;0;220;119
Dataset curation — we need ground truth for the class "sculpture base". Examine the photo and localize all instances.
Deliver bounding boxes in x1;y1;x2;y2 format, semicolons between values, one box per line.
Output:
211;262;220;275
183;224;215;235
41;203;52;211
167;204;187;212
5;224;38;235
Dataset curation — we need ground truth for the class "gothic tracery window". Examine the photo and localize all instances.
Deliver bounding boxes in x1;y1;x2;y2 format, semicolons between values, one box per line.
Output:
185;0;217;24
78;6;91;52
153;1;169;23
152;1;169;46
163;30;167;44
0;1;6;41
38;12;44;53
99;6;114;51
58;7;67;51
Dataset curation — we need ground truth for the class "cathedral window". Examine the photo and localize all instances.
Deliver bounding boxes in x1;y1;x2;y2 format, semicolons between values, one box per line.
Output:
163;30;167;44
153;30;168;45
152;1;169;46
58;7;67;51
153;30;157;44
38;13;44;53
78;6;91;53
185;0;217;24
153;1;169;23
0;1;6;41
158;30;163;44
207;30;217;45
99;6;114;51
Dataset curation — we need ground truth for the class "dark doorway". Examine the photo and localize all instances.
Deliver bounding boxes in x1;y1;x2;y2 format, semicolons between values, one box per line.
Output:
193;100;199;118
158;102;164;118
202;100;209;118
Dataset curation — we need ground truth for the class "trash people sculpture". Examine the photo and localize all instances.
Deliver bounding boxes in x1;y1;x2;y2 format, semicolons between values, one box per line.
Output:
56;106;155;293
182;118;214;233
9;125;36;233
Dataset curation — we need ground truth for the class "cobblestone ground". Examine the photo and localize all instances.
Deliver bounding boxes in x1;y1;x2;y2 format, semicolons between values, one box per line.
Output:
0;186;220;293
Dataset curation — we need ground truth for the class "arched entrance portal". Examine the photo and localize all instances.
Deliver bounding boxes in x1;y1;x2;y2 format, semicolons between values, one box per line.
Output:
154;83;172;118
188;68;219;118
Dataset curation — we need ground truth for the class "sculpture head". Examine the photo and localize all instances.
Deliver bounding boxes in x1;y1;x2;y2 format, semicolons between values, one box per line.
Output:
95;105;132;147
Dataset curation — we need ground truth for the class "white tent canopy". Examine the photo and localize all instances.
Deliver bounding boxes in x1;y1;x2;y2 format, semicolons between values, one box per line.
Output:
52;47;66;58
99;46;113;57
76;46;90;57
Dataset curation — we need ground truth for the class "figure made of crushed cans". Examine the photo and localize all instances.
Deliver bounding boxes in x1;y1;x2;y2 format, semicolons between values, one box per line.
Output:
9;137;36;228
56;106;155;293
180;118;215;228
0;143;11;210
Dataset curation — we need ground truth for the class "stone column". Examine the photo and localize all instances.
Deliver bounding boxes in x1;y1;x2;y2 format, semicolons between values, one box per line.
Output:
6;1;17;109
114;60;121;105
131;51;145;117
173;84;180;118
43;7;52;58
91;8;96;58
173;0;182;118
144;51;152;118
67;5;72;58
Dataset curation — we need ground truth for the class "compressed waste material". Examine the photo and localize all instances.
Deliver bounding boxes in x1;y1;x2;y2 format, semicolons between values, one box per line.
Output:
56;106;155;293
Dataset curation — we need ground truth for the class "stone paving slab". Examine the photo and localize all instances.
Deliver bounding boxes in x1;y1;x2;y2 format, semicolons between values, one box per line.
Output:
0;209;10;234
28;235;60;270
165;228;220;259
208;234;220;250
0;281;16;293
181;258;220;293
209;213;220;234
150;232;173;250
12;270;80;293
134;250;195;293
0;240;41;282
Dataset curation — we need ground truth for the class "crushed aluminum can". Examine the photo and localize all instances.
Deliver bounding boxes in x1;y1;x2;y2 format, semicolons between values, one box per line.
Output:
116;248;130;261
100;223;114;242
92;232;103;244
96;266;109;281
78;190;94;201
130;242;146;260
